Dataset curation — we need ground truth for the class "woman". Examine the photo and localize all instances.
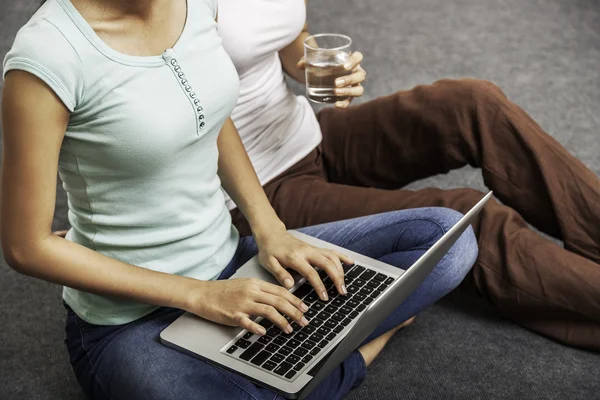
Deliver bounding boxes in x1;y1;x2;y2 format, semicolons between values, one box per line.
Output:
1;0;478;399
215;0;600;350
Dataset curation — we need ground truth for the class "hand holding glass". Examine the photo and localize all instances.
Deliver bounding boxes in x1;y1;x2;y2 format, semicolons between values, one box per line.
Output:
304;33;353;104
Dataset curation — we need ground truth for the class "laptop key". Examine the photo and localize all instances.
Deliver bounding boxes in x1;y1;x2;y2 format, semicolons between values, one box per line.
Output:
353;293;366;301
226;346;238;354
294;332;309;341
305;308;318;318
293;348;308;357
257;335;272;345
327;287;338;298
384;277;395;285
357;304;366;312
304;293;319;303
310;333;324;342
312;302;324;311
243;332;253;340
270;353;285;364
309;318;324;327
374;273;387;282
333;326;344;334
343;263;355;272
251;350;271;366
341;318;352;326
331;312;345;321
317;326;331;336
303;325;316;334
318;340;329;348
359;269;376;281
266;344;279;353
364;297;374;305
332;298;345;307
239;343;264;361
360;286;374;295
344;276;354;285
302;355;313;363
287;354;301;364
353;278;366;287
273;336;287;346
350;311;359;319
274;362;293;376
326;333;336;341
347;265;365;278
287;339;301;348
371;290;382;298
318;312;332;321
340;306;352;315
262;361;277;371
235;339;251;349
347;299;360;308
259;319;274;330
366;280;380;289
301;340;317;350
265;327;278;337
347;285;359;294
285;370;297;379
278;346;293;356
324;320;338;329
325;304;338;313
293;283;313;299
293;362;305;371
309;347;320;356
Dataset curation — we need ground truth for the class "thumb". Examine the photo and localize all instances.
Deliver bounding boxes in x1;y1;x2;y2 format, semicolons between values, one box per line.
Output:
265;256;295;289
297;57;306;70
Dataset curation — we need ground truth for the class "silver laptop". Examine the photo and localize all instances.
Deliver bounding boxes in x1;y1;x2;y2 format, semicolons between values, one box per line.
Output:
161;191;493;399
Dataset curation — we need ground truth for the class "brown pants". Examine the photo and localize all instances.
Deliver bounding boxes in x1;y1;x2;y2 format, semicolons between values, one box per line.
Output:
231;79;600;351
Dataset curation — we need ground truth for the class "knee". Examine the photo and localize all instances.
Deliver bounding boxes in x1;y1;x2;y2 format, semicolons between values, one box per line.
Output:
427;207;479;291
432;78;507;110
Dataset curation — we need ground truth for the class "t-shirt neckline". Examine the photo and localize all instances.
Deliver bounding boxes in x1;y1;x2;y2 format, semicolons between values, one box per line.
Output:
56;0;190;67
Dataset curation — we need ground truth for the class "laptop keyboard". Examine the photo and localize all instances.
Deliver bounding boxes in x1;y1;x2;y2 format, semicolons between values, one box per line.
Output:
222;264;396;381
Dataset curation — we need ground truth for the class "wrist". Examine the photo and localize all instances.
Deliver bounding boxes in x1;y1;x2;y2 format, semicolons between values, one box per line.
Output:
173;276;210;313
250;216;287;244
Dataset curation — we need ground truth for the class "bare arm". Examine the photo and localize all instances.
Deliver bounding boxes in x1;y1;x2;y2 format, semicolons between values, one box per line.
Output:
0;70;200;311
278;1;311;83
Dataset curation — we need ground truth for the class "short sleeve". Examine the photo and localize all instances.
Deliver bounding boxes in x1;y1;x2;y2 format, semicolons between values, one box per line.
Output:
2;18;85;112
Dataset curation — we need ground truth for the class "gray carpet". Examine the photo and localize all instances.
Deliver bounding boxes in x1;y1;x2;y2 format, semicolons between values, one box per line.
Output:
1;0;599;399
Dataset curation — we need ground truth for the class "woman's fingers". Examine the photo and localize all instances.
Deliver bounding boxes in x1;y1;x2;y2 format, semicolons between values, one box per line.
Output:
261;281;309;313
335;99;352;108
264;256;295;289
288;255;328;301
335;66;366;87
312;251;346;296
331;250;354;266
335;84;364;98
253;303;292;333
238;315;267;336
343;51;363;71
297;56;307;70
260;292;308;327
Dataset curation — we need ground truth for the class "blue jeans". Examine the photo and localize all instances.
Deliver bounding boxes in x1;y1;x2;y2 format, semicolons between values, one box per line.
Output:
64;208;477;400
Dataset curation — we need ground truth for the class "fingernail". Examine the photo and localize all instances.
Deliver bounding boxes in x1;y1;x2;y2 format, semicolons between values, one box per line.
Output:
284;278;294;289
335;88;347;95
257;327;266;336
335;102;346;108
321;291;329;301
344;62;352;70
300;303;309;312
286;324;293;334
341;285;347;295
300;317;309;326
335;78;346;86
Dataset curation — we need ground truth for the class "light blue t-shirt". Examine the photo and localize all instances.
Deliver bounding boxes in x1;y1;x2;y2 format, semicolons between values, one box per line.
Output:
3;0;241;325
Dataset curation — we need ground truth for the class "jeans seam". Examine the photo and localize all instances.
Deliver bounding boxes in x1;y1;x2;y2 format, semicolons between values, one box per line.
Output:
344;217;448;250
75;320;112;400
214;369;261;400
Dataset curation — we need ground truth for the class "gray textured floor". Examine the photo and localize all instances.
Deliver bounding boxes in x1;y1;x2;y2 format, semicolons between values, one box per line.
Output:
1;0;599;399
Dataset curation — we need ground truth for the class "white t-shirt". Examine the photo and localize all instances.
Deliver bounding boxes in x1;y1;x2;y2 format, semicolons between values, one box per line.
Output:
218;0;322;210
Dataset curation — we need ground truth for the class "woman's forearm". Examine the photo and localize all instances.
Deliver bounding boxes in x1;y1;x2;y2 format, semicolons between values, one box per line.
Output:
12;234;202;312
217;118;285;238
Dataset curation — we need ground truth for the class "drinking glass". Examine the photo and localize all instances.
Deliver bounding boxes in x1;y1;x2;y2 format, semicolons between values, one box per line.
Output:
304;33;352;104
